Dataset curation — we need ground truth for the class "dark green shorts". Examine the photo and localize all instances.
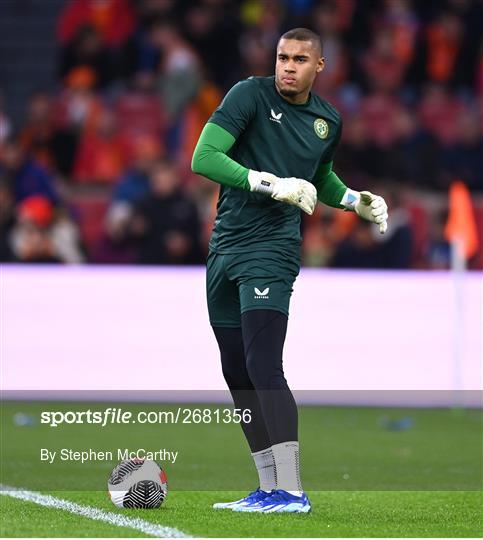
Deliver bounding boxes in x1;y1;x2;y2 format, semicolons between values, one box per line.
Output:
206;247;300;328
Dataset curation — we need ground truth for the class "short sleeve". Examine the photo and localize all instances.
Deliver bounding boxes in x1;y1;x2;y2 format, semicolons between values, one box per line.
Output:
208;78;258;139
321;117;343;164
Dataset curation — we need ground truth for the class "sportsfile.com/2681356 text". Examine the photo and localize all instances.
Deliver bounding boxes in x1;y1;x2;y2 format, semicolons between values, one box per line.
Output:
40;407;253;427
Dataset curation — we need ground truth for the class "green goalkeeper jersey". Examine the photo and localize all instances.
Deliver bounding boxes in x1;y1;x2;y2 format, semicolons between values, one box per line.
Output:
204;75;343;253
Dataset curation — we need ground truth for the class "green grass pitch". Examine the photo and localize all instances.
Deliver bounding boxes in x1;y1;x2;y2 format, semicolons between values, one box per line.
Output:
2;489;482;537
1;402;482;537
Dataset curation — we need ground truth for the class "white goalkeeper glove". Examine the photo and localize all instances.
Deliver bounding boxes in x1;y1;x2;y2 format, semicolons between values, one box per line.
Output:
341;188;388;234
247;170;317;215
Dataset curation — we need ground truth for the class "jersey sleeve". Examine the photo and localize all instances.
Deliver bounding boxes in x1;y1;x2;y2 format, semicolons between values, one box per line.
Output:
312;161;347;209
191;122;250;190
208;78;258;139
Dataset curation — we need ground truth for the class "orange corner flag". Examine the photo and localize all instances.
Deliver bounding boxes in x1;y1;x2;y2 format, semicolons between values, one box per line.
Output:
444;180;479;260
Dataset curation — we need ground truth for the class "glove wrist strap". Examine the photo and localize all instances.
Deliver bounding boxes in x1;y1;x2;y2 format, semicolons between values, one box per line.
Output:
340;188;360;211
248;170;275;196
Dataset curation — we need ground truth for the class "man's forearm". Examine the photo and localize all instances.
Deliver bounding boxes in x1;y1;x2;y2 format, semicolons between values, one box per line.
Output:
313;161;348;209
191;122;250;190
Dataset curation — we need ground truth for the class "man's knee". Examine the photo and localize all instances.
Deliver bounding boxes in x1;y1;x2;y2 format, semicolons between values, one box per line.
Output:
221;360;250;389
245;355;287;390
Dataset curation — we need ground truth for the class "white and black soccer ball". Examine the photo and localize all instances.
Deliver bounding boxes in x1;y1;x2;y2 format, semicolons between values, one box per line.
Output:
108;459;168;509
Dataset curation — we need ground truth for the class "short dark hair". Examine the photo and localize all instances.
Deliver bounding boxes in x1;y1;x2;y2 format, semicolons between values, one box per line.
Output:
279;28;322;55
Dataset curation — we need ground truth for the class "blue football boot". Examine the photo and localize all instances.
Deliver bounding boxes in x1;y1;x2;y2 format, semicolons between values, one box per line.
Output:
212;487;271;510
235;489;311;513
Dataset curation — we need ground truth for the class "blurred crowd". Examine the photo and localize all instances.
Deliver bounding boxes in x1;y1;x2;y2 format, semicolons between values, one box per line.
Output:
0;0;482;268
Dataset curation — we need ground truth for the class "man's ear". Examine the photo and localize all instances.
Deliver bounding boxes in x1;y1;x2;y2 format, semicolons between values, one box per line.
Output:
316;57;325;73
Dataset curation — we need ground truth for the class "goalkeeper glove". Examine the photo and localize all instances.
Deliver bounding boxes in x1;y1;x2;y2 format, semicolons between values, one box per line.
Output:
247;170;317;215
341;189;388;234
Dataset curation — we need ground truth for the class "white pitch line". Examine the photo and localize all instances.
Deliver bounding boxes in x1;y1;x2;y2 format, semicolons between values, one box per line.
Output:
0;485;190;538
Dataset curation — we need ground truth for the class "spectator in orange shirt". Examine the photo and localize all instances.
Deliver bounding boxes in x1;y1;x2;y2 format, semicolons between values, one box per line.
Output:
73;108;126;183
425;12;463;85
54;67;103;133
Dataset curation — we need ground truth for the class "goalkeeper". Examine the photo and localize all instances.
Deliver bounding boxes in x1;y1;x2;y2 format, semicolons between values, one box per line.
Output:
191;28;388;514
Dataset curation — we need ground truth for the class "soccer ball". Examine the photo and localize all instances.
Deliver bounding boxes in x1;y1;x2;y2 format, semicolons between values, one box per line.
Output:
108;459;168;508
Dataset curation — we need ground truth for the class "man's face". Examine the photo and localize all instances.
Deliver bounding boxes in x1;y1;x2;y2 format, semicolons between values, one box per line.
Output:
275;39;324;100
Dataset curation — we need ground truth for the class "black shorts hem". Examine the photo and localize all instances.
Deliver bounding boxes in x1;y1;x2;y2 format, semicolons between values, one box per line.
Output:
240;305;289;317
209;321;242;329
